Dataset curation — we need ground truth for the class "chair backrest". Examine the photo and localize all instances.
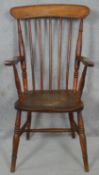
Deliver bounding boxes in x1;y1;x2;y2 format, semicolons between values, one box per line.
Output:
10;4;89;93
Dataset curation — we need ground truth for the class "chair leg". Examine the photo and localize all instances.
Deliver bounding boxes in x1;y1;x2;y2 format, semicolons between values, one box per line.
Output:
26;112;31;140
69;112;75;138
10;110;21;172
77;111;89;172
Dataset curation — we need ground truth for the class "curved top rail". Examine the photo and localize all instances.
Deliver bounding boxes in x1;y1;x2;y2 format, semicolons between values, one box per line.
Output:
10;4;90;19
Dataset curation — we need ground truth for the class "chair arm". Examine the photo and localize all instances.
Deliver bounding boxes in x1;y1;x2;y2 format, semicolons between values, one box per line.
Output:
77;56;94;67
5;56;24;66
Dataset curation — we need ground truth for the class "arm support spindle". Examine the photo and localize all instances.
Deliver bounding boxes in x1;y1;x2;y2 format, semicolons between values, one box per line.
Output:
78;56;94;96
5;56;23;98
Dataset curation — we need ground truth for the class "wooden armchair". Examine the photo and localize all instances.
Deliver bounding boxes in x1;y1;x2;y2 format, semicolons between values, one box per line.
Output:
5;4;94;172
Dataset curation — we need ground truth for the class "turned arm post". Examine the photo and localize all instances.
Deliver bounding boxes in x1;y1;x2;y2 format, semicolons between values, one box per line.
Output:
78;65;87;97
78;56;94;97
13;64;22;98
5;57;22;98
73;19;83;92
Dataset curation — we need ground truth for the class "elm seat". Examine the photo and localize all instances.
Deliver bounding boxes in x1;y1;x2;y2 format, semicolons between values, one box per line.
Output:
15;90;83;112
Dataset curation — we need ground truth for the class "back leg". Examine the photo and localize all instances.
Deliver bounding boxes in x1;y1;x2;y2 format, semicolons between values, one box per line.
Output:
77;111;89;172
69;112;76;138
11;110;21;172
26;112;31;140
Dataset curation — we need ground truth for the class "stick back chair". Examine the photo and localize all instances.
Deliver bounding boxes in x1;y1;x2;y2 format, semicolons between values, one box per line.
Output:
5;4;94;172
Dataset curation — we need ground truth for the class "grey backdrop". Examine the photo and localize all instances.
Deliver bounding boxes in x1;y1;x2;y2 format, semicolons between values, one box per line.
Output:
0;0;99;136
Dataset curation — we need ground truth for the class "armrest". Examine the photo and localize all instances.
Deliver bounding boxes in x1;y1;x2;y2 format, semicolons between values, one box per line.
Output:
5;56;24;66
77;56;94;67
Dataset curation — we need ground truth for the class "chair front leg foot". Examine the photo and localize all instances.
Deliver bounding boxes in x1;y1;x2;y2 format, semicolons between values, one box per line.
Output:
77;111;89;172
11;111;21;172
26;112;31;140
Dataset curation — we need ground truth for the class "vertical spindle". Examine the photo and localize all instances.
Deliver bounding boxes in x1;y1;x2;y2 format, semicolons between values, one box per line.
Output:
49;18;53;92
58;18;62;90
17;20;28;92
28;20;35;90
38;19;44;90
66;19;72;90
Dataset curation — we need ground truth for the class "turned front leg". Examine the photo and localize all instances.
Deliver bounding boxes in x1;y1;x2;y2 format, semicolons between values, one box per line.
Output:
77;111;89;172
11;110;21;172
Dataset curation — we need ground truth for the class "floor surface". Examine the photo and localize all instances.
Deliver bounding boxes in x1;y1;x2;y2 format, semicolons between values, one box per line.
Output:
0;130;99;175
